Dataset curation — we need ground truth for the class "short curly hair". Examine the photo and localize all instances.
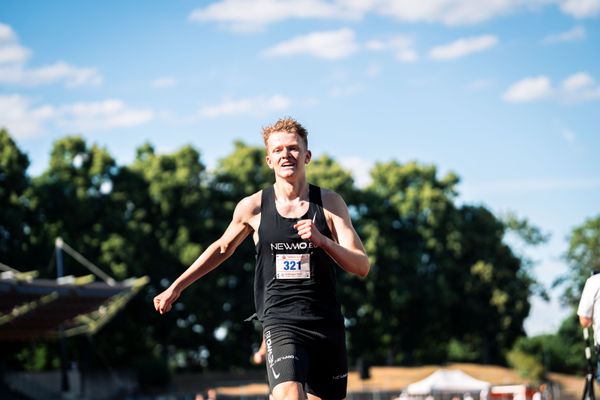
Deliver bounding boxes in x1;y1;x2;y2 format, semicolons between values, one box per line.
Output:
262;117;308;150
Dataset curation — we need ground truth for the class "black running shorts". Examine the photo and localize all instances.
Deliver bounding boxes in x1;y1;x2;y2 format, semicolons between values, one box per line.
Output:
263;321;348;400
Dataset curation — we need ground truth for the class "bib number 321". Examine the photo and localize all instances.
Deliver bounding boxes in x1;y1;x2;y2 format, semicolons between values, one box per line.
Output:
275;254;311;279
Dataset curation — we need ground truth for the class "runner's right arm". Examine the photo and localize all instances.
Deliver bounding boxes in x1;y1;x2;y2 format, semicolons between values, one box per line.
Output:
153;196;256;314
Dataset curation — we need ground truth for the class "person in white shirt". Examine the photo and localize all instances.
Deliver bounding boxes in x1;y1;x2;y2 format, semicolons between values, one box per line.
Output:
577;272;600;385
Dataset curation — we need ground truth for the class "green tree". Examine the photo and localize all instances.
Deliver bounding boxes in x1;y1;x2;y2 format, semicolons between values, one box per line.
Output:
454;206;534;363
307;154;356;201
0;129;31;266
549;314;587;374
507;215;600;378
109;142;217;371
557;215;600;308
0;134;545;375
350;161;462;364
507;344;545;381
167;141;267;371
27;136;121;276
349;160;536;365
1;134;133;373
522;214;600;378
506;314;587;376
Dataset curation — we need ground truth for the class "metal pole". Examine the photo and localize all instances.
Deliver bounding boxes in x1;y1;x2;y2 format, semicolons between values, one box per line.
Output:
55;237;64;279
55;237;70;393
582;326;595;400
59;333;70;393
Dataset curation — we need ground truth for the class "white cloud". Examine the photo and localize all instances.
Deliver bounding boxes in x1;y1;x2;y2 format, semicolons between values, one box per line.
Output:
0;43;30;65
397;49;418;62
0;23;30;65
339;156;373;188
366;36;418;62
370;0;530;26
0;95;55;138
561;72;594;91
504;72;600;103
0;23;101;87
560;72;600;102
543;25;585;44
189;0;343;32
560;0;600;17
188;0;529;29
57;100;154;131
503;76;553;102
365;40;385;51
0;62;102;87
262;29;358;59
429;35;498;60
0;23;17;42
561;129;576;143
152;76;178;88
188;0;599;30
198;95;292;118
28;62;101;87
0;95;154;138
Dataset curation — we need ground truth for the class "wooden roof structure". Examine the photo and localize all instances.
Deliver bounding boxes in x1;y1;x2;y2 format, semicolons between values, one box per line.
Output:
0;271;148;341
0;261;148;341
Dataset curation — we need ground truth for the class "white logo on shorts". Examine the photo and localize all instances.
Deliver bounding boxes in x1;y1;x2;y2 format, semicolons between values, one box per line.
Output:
332;372;348;380
265;330;280;379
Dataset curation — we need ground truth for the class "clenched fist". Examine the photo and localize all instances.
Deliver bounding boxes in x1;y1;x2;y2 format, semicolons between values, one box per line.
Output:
153;287;181;314
294;218;325;246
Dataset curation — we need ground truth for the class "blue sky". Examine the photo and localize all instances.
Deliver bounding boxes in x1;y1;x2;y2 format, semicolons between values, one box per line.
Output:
1;0;599;336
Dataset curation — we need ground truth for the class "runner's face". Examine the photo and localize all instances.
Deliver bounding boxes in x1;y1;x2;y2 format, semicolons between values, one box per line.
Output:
265;132;311;177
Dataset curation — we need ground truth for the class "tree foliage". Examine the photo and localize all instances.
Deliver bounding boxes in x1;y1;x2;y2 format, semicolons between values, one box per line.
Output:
343;161;532;365
0;129;31;266
505;215;600;380
556;215;600;308
0;130;547;378
506;314;587;378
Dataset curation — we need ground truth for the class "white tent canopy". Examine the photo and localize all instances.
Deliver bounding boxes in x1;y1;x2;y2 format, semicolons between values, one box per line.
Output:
406;369;491;395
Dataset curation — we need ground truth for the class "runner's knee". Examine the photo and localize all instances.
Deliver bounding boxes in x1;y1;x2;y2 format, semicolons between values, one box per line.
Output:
272;381;304;400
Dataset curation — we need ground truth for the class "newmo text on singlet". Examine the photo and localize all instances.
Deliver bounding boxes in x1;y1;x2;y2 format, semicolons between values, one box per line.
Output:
270;242;317;251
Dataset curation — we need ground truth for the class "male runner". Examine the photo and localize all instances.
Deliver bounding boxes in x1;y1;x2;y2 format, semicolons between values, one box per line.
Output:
154;117;370;400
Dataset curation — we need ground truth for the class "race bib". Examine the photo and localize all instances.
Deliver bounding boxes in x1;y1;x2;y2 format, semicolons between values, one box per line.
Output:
275;253;311;279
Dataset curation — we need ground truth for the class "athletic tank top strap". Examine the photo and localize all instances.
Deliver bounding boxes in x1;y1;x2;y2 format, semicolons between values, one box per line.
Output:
307;184;331;238
261;185;276;213
308;183;321;211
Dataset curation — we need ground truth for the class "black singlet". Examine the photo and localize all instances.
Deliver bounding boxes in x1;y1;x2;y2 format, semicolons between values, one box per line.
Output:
254;184;343;327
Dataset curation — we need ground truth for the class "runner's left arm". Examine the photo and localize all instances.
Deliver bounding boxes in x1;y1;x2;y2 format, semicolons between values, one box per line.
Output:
294;191;370;277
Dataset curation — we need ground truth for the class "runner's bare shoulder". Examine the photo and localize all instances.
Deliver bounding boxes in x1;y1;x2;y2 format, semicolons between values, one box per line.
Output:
235;191;263;229
319;188;347;214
